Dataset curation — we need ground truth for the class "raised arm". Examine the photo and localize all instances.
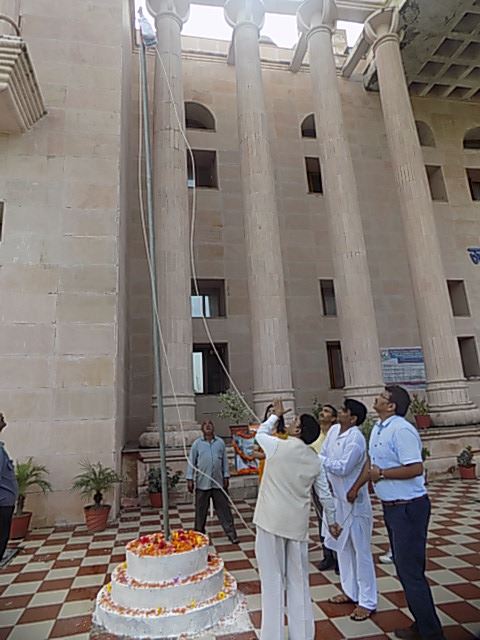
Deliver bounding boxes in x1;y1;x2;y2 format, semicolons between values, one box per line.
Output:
255;414;280;458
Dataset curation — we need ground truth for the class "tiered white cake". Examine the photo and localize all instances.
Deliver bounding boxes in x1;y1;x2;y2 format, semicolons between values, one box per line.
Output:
93;530;239;638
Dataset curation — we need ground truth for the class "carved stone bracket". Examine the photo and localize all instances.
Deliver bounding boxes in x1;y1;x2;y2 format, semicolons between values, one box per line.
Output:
0;35;46;134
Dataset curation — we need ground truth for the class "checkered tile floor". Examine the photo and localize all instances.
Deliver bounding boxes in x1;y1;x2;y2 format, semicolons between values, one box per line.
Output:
0;479;479;640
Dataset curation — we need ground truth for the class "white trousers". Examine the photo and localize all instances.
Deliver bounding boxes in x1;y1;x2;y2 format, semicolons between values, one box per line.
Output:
255;526;314;640
337;516;377;611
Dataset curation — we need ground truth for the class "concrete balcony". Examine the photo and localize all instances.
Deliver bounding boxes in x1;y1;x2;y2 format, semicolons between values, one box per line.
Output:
0;34;46;134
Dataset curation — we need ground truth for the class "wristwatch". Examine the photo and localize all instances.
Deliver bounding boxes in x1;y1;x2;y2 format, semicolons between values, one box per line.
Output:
378;468;385;480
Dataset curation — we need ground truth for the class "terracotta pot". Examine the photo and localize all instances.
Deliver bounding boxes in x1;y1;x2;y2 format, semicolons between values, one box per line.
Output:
10;512;32;539
84;504;111;532
414;415;432;429
149;492;163;508
459;464;476;480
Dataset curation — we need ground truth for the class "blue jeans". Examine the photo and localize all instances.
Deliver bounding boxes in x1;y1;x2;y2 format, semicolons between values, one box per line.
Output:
383;495;444;640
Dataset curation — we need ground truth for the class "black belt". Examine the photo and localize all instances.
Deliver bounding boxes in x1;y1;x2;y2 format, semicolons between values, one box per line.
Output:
381;494;428;507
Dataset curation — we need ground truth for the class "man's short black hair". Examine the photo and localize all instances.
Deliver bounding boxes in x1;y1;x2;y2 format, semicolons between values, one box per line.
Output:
323;403;338;419
385;385;411;417
299;414;320;445
344;398;367;426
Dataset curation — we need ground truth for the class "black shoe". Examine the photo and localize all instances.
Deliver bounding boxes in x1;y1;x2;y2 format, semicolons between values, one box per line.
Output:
228;534;239;544
317;558;336;571
393;625;421;640
334;562;339;575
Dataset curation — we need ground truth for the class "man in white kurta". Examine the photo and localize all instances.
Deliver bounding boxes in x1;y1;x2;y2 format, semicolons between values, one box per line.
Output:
254;400;339;640
321;398;377;620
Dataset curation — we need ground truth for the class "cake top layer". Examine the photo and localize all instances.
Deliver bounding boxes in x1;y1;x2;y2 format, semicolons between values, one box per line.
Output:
126;530;208;557
114;553;222;589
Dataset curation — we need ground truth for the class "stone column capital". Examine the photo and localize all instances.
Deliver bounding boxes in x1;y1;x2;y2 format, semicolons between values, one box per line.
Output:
146;0;190;27
297;0;337;35
224;0;265;32
364;7;400;51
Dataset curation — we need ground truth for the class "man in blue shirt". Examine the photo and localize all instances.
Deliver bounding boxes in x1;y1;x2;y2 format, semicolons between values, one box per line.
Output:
0;413;18;561
186;420;238;543
351;386;445;640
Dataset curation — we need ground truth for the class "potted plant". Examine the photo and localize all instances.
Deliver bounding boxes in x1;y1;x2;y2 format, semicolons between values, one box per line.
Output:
218;389;253;429
410;394;432;429
457;445;476;480
72;461;122;532
10;458;52;539
147;466;182;508
421;446;431;485
312;397;322;421
360;416;376;447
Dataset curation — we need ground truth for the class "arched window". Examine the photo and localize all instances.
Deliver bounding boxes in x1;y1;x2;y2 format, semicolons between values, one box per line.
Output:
185;102;215;131
464;127;480;150
301;114;316;139
415;120;435;147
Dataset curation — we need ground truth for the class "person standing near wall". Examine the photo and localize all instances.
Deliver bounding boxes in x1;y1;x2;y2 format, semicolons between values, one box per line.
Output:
310;403;339;572
186;420;239;544
0;413;17;562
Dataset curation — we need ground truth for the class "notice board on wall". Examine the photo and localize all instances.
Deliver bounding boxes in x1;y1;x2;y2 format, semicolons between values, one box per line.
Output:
380;347;426;389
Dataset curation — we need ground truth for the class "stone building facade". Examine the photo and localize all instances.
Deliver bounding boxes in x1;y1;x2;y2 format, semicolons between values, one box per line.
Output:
0;0;479;524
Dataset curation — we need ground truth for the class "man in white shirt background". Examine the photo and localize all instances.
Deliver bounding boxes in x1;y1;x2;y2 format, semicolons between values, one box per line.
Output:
321;398;377;621
310;403;339;572
253;399;340;640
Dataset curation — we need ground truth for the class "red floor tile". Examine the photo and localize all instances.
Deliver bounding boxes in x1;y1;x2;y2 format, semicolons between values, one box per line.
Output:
13;570;48;583
216;633;257;640
109;554;125;563
373;609;414;632
314;619;343;639
38;578;75;591
318;600;356;618
443;625;480;640
66;586;102;602
77;564;109;576
225;559;253;570
17;603;62;624
238;581;261;595
52;559;82;569
0;594;32;610
439;602;480;624
384;590;408;608
449;583;480;599
309;572;329;586
248;610;261;628
50;614;92;638
455;567;480;582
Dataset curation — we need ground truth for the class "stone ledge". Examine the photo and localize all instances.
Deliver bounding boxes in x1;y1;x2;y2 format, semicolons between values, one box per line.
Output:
0;35;46;134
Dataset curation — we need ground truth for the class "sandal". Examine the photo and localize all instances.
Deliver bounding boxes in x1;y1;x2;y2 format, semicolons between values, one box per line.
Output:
350;606;376;621
328;594;355;605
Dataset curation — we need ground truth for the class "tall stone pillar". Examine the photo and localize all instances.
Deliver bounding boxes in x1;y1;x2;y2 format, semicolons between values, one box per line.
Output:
297;0;384;406
224;0;295;416
364;8;480;426
140;0;196;447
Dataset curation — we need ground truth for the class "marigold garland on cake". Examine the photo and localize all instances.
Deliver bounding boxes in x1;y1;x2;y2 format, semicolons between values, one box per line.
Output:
126;530;207;557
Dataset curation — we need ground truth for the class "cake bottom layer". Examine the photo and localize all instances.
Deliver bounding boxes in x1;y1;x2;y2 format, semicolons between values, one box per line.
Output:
93;572;238;639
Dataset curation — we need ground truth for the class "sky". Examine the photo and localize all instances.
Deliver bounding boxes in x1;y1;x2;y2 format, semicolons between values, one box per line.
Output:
135;1;364;48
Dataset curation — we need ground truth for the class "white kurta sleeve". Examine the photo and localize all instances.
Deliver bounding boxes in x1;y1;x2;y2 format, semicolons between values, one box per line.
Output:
322;432;365;477
313;462;336;526
255;415;280;459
